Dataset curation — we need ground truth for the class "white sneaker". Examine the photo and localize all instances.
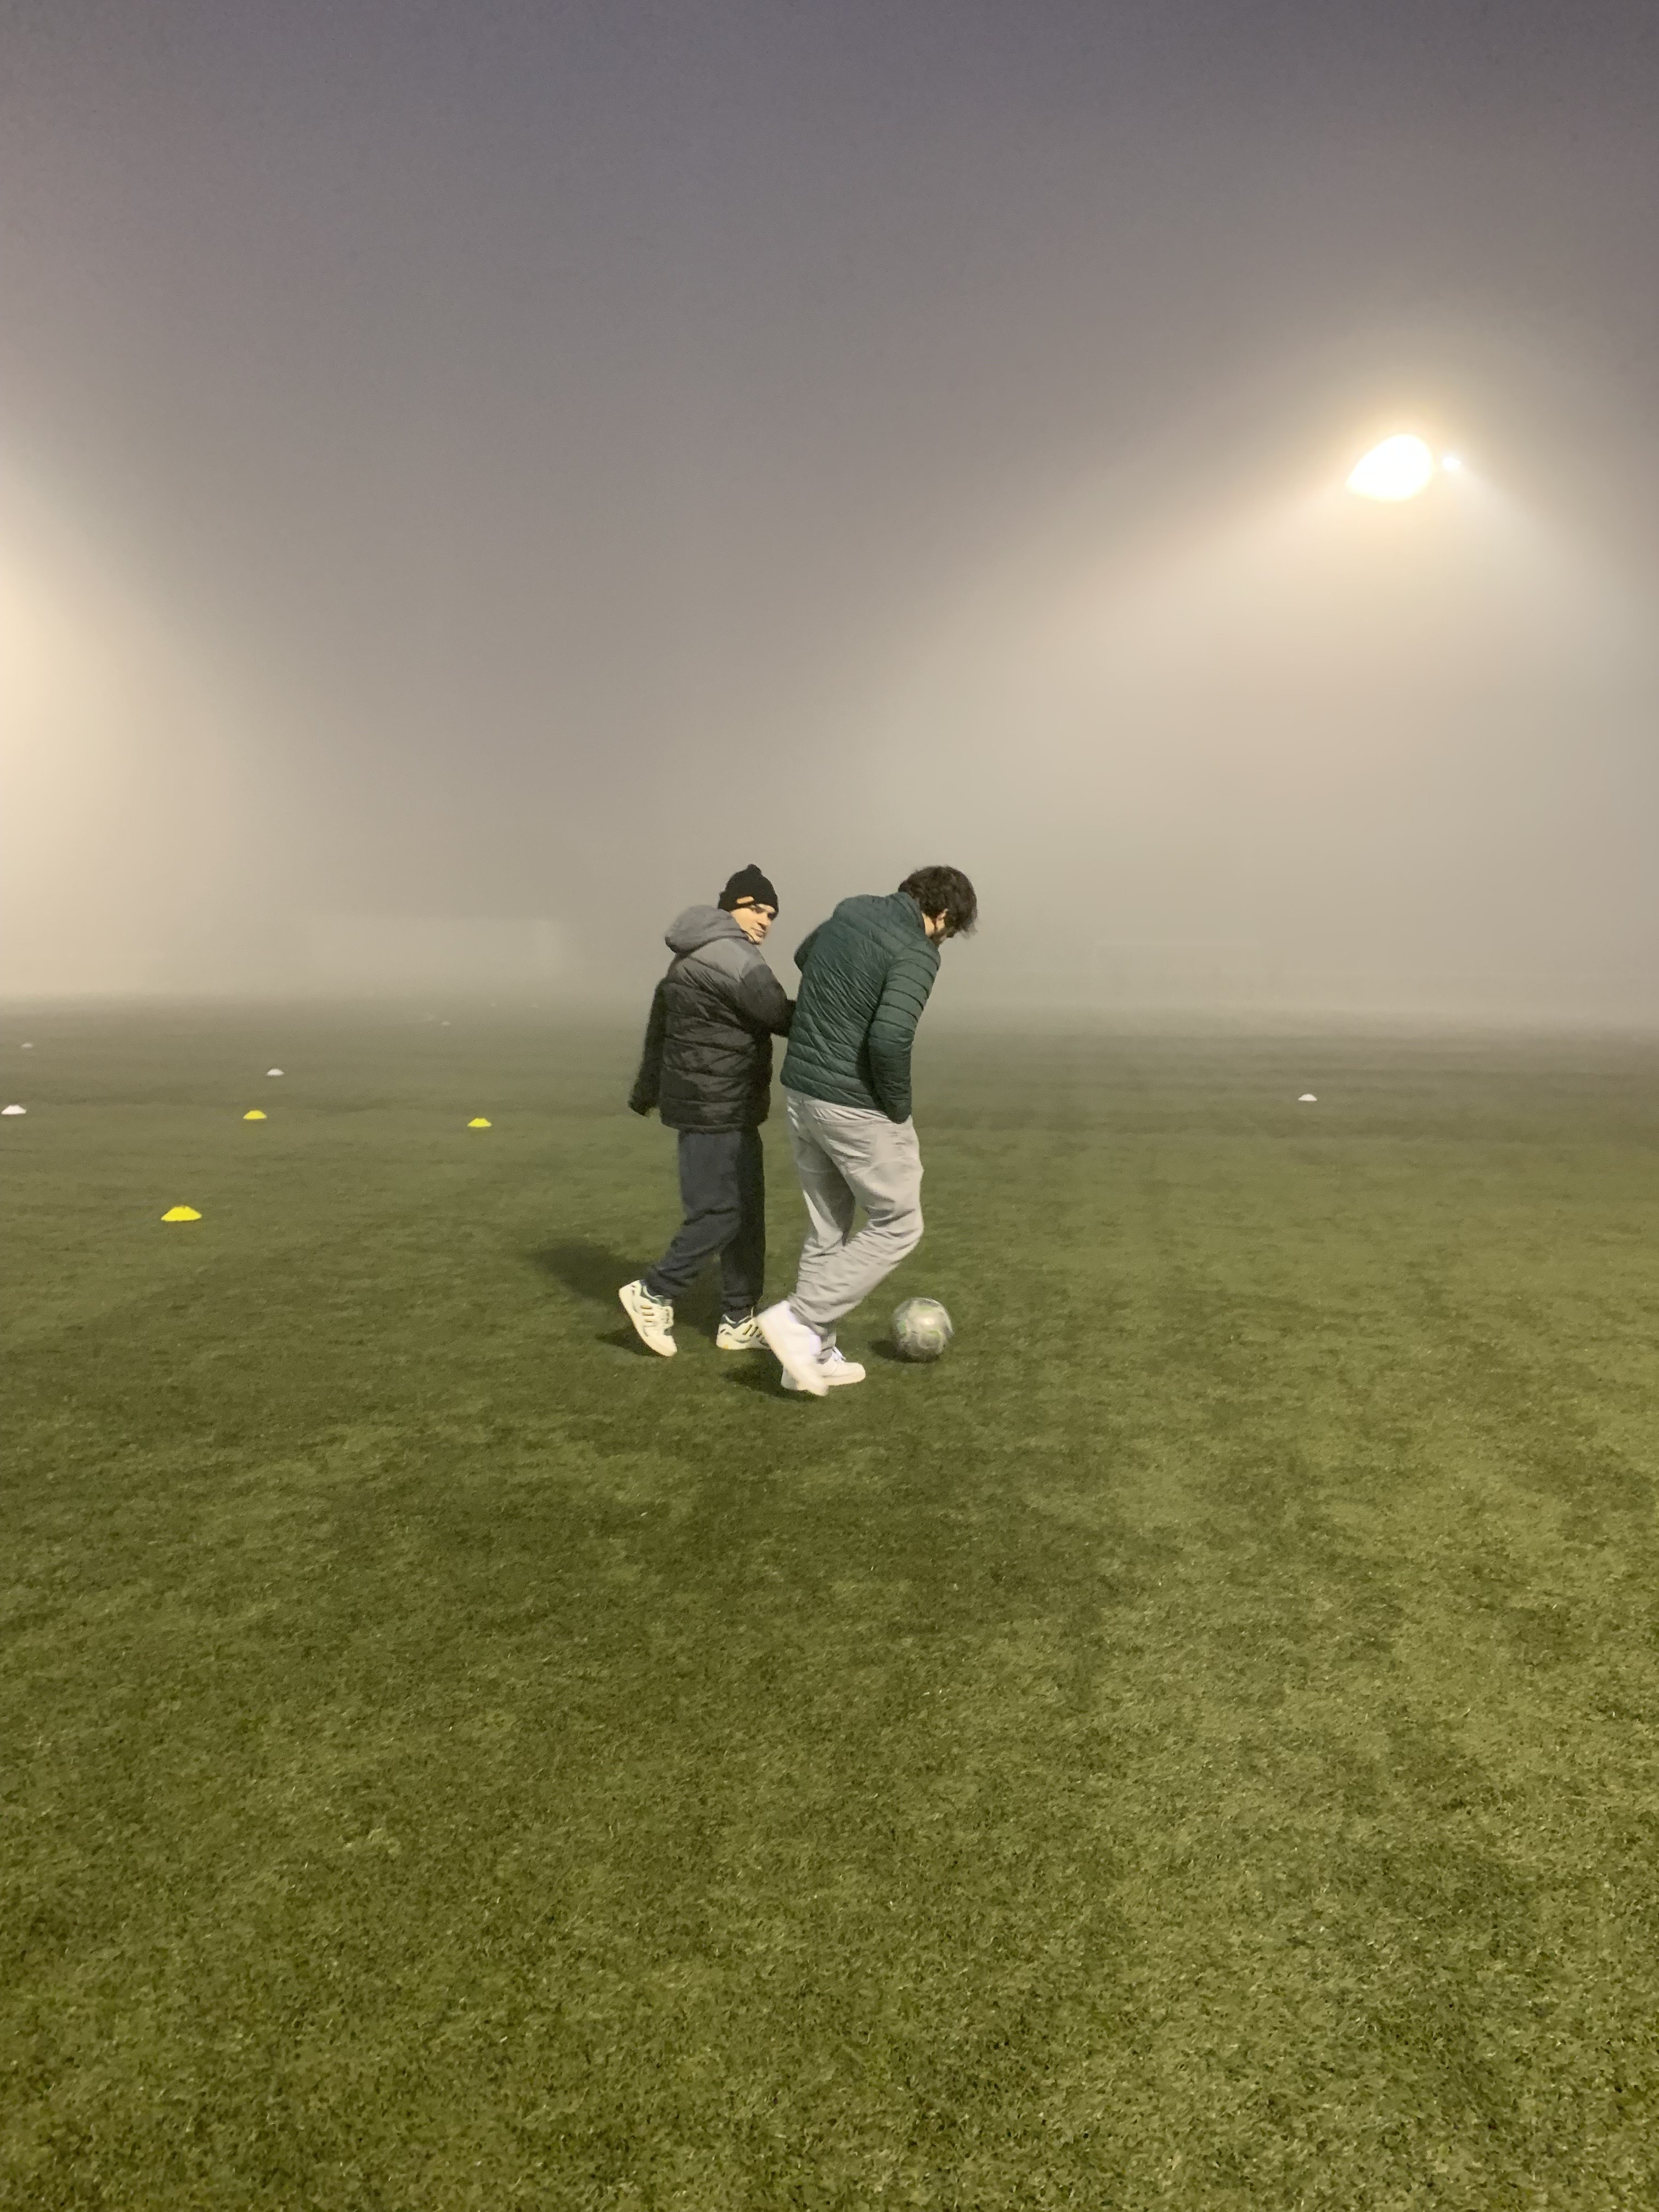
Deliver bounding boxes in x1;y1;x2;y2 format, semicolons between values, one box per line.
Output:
619;1279;676;1357
715;1314;767;1350
783;1346;867;1392
758;1300;829;1396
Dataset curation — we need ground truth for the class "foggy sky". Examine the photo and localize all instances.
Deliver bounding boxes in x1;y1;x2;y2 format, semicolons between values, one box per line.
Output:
5;0;1659;1012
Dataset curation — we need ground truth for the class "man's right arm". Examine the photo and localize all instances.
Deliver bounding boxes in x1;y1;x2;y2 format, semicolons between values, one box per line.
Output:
628;980;668;1114
737;957;793;1035
865;949;936;1122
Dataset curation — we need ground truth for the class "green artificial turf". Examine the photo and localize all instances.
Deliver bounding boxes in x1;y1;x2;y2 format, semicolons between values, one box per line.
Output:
3;1005;1659;2209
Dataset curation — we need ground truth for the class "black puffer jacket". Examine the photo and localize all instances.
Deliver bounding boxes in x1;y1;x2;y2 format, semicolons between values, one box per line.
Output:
629;906;793;1131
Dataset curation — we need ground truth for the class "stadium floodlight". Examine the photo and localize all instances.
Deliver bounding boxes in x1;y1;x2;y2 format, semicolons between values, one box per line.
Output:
1347;434;1437;501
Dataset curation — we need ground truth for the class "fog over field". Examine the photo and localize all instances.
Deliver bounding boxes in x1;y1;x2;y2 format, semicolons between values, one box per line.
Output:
6;2;1659;1016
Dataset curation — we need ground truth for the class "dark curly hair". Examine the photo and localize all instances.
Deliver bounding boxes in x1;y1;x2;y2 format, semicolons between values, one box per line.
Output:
899;865;978;938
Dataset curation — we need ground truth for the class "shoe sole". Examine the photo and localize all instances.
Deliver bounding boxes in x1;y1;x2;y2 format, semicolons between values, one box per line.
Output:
758;1306;828;1396
783;1371;866;1391
619;1285;676;1357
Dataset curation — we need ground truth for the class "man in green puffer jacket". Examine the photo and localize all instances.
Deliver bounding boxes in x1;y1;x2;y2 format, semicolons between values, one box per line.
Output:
758;865;978;1396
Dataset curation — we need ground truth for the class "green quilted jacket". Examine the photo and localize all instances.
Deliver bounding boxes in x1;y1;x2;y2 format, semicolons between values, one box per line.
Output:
781;893;939;1123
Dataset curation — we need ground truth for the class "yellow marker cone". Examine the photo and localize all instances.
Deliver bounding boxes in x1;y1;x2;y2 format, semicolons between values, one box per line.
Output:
467;1116;492;1128
161;1206;201;1222
243;1109;267;1121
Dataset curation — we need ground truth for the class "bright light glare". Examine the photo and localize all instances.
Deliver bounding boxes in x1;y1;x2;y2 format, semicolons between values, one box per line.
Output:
1347;434;1437;501
1442;454;1463;471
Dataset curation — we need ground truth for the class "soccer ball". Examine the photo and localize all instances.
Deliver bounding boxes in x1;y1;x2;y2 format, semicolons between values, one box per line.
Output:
891;1296;953;1362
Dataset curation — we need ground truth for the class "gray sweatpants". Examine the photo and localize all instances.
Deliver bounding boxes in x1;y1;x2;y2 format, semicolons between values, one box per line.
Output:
782;1087;924;1335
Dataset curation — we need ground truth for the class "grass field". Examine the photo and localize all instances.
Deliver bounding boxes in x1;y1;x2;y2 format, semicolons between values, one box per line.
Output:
4;1003;1659;2210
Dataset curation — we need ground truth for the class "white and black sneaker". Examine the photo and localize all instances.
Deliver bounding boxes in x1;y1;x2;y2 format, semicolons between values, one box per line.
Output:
619;1279;676;1357
716;1313;767;1350
782;1346;867;1392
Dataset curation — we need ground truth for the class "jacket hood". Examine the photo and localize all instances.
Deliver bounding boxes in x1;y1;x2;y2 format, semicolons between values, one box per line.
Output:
665;904;747;957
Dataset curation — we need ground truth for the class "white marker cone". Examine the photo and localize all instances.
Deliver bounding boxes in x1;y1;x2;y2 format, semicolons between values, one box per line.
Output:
1298;1093;1317;1103
267;1068;284;1076
2;1103;25;1115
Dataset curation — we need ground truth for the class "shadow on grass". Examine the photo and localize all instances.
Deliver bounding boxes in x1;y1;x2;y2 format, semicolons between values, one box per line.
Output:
724;1357;792;1398
531;1240;640;1303
600;1325;663;1360
530;1239;724;1345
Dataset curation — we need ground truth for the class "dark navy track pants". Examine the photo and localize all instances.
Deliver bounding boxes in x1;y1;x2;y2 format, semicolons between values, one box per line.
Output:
644;1127;766;1319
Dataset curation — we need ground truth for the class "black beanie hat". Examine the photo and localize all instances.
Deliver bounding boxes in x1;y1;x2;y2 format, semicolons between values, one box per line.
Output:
719;864;778;913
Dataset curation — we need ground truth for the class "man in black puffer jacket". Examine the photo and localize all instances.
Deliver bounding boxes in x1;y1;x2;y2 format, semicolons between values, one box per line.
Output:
619;866;793;1358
